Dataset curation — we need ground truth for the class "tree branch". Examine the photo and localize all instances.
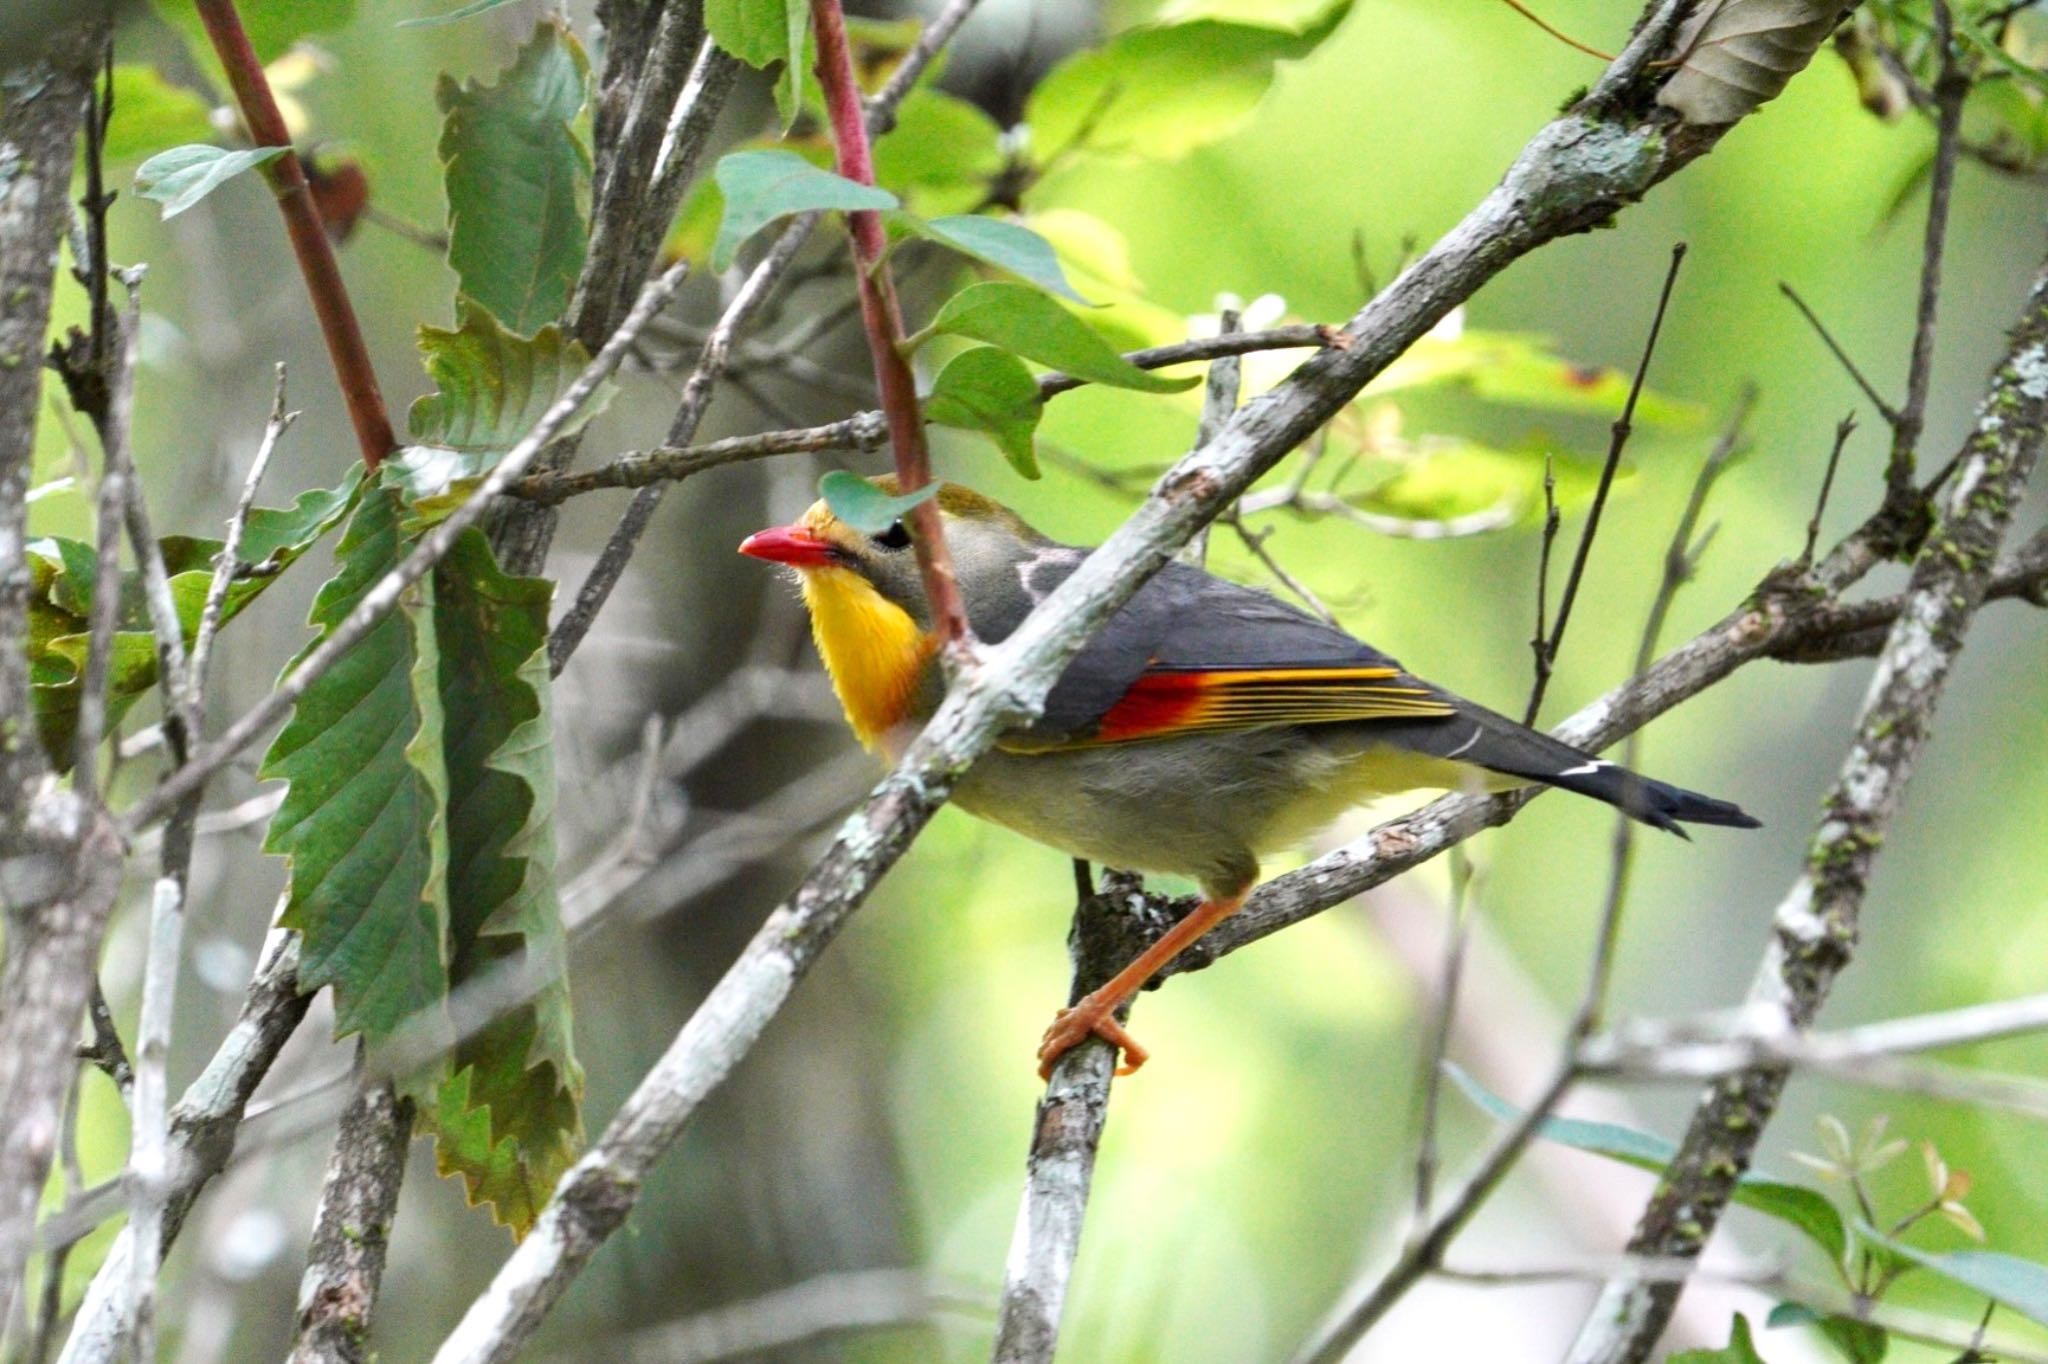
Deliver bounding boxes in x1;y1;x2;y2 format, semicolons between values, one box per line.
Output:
1562;254;2048;1364
285;1083;414;1364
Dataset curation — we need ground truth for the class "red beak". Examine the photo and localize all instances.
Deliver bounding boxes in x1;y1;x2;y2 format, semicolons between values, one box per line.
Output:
738;525;838;567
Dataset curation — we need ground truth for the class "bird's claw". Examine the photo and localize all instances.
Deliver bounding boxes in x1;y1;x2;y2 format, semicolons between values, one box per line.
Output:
1037;1001;1149;1080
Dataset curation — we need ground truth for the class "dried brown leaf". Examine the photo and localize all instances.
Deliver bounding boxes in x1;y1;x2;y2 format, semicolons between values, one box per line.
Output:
1657;0;1843;125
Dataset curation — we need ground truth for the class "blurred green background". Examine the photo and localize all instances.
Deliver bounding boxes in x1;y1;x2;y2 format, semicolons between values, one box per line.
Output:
22;0;2048;1359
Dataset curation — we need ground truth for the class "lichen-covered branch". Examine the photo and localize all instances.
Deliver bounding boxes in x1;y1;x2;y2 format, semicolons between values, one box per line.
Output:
1563;256;2048;1364
286;1083;414;1364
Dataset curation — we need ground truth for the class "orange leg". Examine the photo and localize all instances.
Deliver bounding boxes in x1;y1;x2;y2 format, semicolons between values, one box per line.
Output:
1036;888;1250;1080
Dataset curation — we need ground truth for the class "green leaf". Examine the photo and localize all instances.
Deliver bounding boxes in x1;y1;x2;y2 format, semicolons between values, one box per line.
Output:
1864;1229;2048;1330
871;89;1003;214
926;346;1045;477
923;282;1196;393
262;484;453;1051
710;150;898;272
1024;8;1351;161
1153;0;1350;29
901;214;1089;303
25;473;361;769
397;302;615;526
1959;25;2048;95
101;66;215;168
1450;1065;1848;1266
1671;1314;1771;1364
436;24;592;335
400;0;529;28
1342;439;1612;531
152;0;357;64
1794;1312;1885;1364
704;0;810;128
818;471;939;534
133;145;289;219
428;531;581;1234
1369;329;1703;428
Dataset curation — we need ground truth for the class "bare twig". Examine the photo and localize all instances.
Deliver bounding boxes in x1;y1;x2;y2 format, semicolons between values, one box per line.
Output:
1887;0;1966;495
1525;241;1687;725
189;366;294;697
1179;305;1242;568
1801;413;1855;567
1410;849;1475;1233
512;414;891;502
1780;282;1900;425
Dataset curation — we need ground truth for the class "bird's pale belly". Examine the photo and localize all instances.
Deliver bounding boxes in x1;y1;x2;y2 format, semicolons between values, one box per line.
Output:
950;726;1514;896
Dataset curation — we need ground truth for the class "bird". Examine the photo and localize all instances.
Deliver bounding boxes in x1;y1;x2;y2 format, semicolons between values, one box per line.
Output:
739;479;1758;1079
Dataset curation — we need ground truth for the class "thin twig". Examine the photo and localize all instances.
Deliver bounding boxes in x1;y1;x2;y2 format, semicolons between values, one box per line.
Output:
1525;242;1686;725
1801;413;1856;568
1528;454;1560;718
188;366;294;698
1780;282;1900;425
1887;0;1966;494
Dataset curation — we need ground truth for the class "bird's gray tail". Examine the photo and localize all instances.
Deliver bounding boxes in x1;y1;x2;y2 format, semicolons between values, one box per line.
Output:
1419;703;1761;837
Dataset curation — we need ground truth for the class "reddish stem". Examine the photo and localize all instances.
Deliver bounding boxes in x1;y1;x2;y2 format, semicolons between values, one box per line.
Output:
809;0;970;645
194;0;396;470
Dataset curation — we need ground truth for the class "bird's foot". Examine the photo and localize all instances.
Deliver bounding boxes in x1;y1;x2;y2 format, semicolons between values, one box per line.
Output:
1037;997;1149;1080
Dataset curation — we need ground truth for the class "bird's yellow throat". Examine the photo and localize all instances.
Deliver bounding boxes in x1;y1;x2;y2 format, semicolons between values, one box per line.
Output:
799;566;934;750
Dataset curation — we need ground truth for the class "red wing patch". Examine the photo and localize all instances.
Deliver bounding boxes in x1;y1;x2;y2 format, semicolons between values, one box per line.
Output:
1089;666;1453;744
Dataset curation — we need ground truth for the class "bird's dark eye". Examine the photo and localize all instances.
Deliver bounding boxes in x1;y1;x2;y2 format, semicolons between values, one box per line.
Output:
872;520;912;550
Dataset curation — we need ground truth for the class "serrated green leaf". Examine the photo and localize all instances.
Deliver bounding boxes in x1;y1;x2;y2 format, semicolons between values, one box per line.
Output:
152;0;357;64
1862;1227;2048;1329
923;281;1196;393
819;471;939;533
872;89;1003;214
436;24;592;334
428;530;580;1234
133;145;289;219
710;149;898;272
1451;1065;1848;1266
1024;8;1351;161
901;214;1089;303
24;473;360;769
1671;1314;1771;1364
101;66;215;169
400;0;529;28
925;346;1044;477
1369;330;1703;427
396;303;615;527
262;484;453;1055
